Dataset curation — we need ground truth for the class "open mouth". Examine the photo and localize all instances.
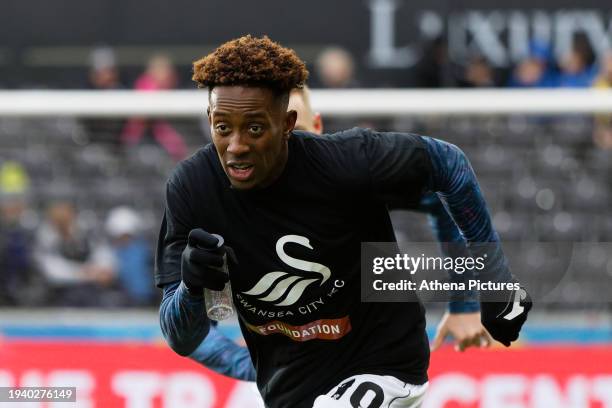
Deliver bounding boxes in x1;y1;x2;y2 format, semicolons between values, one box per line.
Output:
227;163;254;181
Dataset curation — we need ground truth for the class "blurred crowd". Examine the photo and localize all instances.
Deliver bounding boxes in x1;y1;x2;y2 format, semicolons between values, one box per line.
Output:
412;34;605;90
81;34;612;91
82;34;612;149
0;50;200;308
0;159;157;307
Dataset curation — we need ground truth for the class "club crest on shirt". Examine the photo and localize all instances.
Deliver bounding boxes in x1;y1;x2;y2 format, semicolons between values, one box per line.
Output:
234;235;345;319
242;234;331;306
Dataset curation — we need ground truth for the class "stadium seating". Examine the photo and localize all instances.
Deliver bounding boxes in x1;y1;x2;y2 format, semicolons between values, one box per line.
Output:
0;114;610;309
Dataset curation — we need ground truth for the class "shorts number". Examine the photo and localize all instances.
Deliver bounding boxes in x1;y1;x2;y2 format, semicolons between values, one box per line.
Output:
349;381;384;408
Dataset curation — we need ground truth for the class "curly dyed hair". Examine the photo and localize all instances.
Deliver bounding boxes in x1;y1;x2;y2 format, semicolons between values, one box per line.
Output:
192;35;309;94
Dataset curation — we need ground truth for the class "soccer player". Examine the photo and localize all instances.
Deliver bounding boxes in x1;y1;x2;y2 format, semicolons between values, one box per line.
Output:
157;35;531;407
184;86;491;384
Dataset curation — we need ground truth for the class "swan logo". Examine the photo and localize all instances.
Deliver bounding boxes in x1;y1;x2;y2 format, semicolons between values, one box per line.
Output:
242;235;331;307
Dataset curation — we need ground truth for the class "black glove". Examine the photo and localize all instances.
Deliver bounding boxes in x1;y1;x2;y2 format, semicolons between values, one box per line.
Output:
181;229;230;293
480;285;532;346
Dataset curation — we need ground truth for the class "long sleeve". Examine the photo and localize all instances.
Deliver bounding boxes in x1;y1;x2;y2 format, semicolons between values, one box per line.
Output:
421;136;513;291
418;193;479;313
354;129;508;303
159;280;210;356
418;193;463;244
189;325;256;382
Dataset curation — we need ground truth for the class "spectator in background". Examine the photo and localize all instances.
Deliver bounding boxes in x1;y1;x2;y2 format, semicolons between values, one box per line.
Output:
314;47;374;131
315;47;359;88
508;41;558;88
87;46;122;90
121;54;188;161
133;54;178;90
413;36;454;88
105;206;155;306
593;52;612;89
0;162;39;306
84;47;125;147
459;55;495;88
592;51;612;149
558;34;597;88
34;201;119;307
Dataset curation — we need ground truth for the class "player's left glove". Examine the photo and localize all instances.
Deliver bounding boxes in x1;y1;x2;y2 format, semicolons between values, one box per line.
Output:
480;283;532;346
181;229;230;294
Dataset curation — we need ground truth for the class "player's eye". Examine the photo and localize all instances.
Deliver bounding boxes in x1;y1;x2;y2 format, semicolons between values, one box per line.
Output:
248;124;264;135
215;124;231;135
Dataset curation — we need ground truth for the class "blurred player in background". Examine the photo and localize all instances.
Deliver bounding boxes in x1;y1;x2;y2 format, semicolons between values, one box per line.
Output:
157;36;531;407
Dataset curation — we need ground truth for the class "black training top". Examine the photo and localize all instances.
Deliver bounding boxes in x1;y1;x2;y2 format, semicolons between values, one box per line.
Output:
155;128;431;407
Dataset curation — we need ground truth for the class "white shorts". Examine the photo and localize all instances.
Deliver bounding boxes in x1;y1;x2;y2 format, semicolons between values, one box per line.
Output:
312;374;428;408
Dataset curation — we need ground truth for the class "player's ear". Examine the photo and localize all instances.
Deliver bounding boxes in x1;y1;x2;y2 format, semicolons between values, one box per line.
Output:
313;112;323;135
284;110;297;139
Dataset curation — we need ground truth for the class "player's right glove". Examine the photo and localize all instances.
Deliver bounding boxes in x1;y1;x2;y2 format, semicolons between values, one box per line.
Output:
480;284;532;347
181;229;230;294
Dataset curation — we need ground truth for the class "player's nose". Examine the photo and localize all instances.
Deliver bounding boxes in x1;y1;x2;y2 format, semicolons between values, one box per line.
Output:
226;133;250;156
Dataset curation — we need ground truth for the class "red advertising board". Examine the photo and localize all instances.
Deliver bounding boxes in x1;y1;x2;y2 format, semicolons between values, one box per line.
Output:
426;346;612;408
1;341;611;407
